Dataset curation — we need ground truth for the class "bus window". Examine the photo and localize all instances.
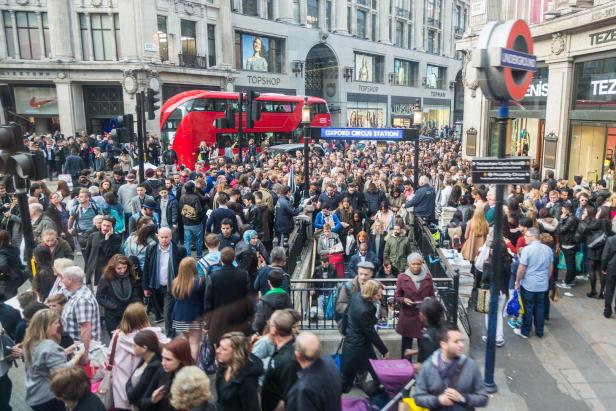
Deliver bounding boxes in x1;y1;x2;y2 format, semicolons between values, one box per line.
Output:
261;101;296;113
310;103;329;115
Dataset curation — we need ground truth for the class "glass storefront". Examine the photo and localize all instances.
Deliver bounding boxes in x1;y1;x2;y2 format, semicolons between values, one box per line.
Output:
488;117;545;159
346;93;387;128
567;122;616;187
423;98;450;128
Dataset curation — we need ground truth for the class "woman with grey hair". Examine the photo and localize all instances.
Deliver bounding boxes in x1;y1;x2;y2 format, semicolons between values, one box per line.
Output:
394;252;435;358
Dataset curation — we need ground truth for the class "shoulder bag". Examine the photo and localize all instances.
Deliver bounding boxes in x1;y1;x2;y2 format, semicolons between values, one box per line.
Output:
97;332;119;409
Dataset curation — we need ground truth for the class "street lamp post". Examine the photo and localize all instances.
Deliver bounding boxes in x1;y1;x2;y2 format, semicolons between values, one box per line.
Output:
302;97;311;198
412;99;423;190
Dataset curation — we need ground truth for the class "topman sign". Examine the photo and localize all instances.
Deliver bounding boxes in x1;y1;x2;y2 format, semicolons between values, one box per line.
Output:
472;20;537;102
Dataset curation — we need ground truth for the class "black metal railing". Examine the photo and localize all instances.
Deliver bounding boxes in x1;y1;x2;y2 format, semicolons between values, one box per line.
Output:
413;216;461;326
178;53;208;69
289;277;455;331
285;219;308;275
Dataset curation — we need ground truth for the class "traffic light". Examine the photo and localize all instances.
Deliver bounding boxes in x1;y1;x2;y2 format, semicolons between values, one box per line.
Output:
246;91;261;129
146;88;160;120
0;122;47;180
110;114;135;143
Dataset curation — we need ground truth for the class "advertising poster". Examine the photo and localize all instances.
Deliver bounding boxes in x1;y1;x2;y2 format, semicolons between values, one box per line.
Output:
242;33;269;72
347;102;386;128
14;87;58;115
426;65;440;89
355;53;373;82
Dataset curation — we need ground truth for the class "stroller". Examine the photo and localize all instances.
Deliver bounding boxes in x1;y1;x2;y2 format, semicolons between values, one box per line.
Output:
341;359;415;411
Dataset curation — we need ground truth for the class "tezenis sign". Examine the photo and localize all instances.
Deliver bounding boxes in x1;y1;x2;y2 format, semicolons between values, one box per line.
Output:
590;28;616;46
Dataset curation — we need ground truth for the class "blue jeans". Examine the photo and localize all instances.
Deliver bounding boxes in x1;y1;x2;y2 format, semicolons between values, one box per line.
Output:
520;286;546;337
184;223;203;258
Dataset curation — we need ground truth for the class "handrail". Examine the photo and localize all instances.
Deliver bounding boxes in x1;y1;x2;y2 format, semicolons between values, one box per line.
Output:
381;378;416;411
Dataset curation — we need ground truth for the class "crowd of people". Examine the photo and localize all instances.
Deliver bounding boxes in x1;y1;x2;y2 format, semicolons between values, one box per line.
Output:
8;126;615;410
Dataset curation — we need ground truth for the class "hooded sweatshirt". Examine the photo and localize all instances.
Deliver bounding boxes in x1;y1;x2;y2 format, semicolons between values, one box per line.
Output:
252;288;293;333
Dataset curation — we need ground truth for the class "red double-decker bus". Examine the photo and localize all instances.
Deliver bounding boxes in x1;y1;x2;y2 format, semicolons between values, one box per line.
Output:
160;90;331;168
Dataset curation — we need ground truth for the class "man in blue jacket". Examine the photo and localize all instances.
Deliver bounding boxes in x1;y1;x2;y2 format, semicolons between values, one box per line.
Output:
313;204;342;233
405;175;436;223
274;185;301;247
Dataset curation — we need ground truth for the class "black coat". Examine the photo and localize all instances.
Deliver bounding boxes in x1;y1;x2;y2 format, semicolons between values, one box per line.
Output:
96;275;141;329
579;218;611;261
252;290;292;334
341;293;388;376
274;196;300;235
215;354;263;411
140;367;175;411
158;197;179;228
556;215;577;246
64;154;84;177
126;356;163;407
72;392;106;411
204;265;254;344
84;232;122;284
142;242;186;291
602;235;616;276
0;246;25;299
368;234;386;264
286;357;342;411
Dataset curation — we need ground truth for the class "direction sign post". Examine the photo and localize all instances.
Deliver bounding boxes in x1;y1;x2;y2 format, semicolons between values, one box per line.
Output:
473;19;536;394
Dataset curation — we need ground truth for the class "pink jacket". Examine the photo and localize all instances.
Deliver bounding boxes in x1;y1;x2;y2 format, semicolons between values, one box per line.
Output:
108;326;170;410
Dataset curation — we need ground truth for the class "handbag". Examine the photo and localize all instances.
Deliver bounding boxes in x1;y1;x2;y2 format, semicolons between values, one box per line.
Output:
475;288;490;314
197;334;218;375
96;332;119;409
331;338;343;371
588;232;607;249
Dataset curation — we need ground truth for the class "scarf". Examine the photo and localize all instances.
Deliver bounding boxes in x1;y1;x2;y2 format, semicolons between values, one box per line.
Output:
403;267;427;289
437;353;460;388
111;275;133;302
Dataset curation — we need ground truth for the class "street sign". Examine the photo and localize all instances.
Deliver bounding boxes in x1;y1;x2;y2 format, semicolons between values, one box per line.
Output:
471;157;531;184
312;127;419;141
472;20;536;101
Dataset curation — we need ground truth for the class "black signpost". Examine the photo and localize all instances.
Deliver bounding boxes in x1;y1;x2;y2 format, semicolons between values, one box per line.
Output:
471;157;531;185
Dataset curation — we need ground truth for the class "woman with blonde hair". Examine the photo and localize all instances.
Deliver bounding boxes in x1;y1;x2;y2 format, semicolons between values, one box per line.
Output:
172;257;205;360
109;302;169;411
461;207;489;263
170;366;219;411
23;309;84;411
215;331;263;411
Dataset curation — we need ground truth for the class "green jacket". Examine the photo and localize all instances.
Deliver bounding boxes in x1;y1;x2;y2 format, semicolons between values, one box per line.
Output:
384;234;412;272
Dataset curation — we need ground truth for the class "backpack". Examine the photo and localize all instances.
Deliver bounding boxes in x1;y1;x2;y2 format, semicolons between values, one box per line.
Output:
197;257;222;278
108;206;125;234
326;282;352;323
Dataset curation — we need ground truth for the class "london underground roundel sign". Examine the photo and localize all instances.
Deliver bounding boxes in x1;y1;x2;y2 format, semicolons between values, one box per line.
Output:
472;20;537;102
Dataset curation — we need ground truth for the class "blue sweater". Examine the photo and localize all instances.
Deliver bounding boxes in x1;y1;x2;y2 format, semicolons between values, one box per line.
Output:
313;211;342;233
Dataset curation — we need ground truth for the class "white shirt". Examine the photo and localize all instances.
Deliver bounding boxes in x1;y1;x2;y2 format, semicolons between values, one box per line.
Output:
159;245;171;286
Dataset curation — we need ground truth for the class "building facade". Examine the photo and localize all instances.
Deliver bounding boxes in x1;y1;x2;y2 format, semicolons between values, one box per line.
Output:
458;0;616;185
0;0;466;139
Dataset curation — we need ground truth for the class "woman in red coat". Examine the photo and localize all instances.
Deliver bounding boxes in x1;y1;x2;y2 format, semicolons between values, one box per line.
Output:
395;252;435;358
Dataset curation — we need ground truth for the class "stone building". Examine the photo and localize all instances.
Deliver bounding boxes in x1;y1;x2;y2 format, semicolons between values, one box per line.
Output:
458;0;616;185
0;0;466;138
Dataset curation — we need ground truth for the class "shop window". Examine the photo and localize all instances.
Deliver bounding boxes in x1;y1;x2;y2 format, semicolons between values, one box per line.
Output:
357;10;367;38
3;12;15;58
394;59;418;87
424;103;450;129
426;65;445;89
354;52;384;83
207;24;216;67
235;31;285;73
157;15;169;62
568;123;606;183
573;57;616;111
308;0;319;29
181;20;197;56
347;101;387;128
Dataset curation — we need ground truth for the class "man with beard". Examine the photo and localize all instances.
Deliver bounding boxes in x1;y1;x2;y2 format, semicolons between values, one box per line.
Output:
83;215;122;286
414;325;488;410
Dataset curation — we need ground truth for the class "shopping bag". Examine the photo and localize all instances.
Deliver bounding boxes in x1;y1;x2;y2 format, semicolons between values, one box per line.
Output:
506;290;521;317
475;288;490;314
575;251;584;273
400;398;429;411
557;251;566;271
331;339;343;370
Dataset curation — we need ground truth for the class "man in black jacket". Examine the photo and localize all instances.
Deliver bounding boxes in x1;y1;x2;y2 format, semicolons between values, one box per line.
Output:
63;149;85;183
218;218;240;250
142;227;186;336
84;216;122;286
286;332;342;411
243;193;262;234
162;145;178;177
206;192;237;234
602;235;616;318
179;181;205;258
252;269;292;333
274;185;301;247
342;182;366;215
203;247;253;344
